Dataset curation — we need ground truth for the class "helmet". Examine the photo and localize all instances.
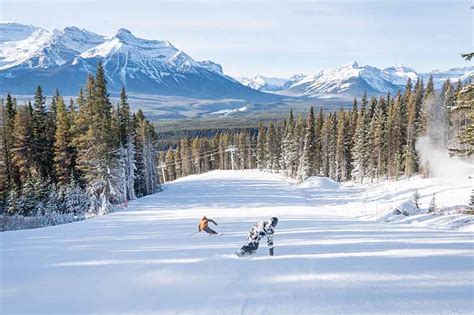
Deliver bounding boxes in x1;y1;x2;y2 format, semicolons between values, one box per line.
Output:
270;217;278;227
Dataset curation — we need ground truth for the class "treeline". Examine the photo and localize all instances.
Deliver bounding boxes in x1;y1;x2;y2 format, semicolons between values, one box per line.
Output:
156;127;258;151
156;76;472;184
0;63;160;217
157;131;258;182
257;77;472;182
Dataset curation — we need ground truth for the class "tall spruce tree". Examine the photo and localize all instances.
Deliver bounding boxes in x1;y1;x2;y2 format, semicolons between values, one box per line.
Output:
53;95;73;185
31;85;50;178
256;123;267;170
12;105;35;184
298;107;317;180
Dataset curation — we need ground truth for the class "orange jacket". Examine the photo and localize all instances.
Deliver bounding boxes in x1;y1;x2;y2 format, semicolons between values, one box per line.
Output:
198;216;217;231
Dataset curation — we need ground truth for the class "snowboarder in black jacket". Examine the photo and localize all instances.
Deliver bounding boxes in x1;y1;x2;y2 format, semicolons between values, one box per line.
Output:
236;217;278;257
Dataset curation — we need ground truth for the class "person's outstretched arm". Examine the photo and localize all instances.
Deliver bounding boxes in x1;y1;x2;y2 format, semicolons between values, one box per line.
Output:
208;219;218;225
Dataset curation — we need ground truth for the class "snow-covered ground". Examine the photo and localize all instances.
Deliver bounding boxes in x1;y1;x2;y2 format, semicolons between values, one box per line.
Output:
1;170;473;314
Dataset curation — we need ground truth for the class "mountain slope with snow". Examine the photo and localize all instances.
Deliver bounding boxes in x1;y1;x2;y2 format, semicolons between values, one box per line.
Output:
1;170;473;314
0;23;278;101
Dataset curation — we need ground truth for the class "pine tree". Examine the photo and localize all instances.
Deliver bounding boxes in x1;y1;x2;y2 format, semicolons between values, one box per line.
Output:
117;88;136;200
134;111;146;196
192;137;202;174
298;107;317;180
2;94;17;193
387;93;404;179
237;132;248;170
450;82;473;156
165;148;176;181
335;110;351;182
140;119;159;195
428;193;436;213
53;95;73;185
31;85;50;178
372;99;387;180
256;123;266;170
351;97;368;182
321;113;333;178
314;108;324;175
280;110;299;177
265;123;279;172
76;63;124;213
412;189;421;209
11;105;35;183
0;99;8;208
174;143;182;179
404;92;417;177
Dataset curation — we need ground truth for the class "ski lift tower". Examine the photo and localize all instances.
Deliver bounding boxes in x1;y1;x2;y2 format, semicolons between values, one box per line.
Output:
159;162;167;183
226;145;238;170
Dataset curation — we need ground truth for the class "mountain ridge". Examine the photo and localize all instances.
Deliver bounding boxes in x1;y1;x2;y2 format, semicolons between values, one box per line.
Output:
0;23;278;101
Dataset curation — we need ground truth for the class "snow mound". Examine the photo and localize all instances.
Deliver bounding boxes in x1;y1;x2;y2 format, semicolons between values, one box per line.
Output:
298;176;342;190
380;199;421;220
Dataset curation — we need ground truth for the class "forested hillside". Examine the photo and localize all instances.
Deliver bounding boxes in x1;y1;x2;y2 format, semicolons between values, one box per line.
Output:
0;63;160;228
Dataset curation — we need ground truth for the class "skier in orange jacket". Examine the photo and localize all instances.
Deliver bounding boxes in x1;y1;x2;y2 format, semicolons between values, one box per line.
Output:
198;216;218;234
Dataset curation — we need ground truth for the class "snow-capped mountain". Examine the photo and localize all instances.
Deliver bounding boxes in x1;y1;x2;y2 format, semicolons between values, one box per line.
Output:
0;23;277;101
284;61;404;98
0;23;39;43
239;61;473;99
237;74;304;92
427;66;474;87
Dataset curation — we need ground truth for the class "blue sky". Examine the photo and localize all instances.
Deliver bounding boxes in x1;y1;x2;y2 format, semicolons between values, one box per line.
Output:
1;0;472;77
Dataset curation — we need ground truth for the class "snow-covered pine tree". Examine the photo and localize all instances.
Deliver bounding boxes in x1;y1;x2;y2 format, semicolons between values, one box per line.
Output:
140;119;159;195
280;110;299;177
335;110;351;182
314;108;324;175
165;148;176;181
265;123;278;172
404;91;417;177
450;82;473;156
388;93;404;179
412;189;421;209
75;63;124;214
218;133;230;170
237;132;248;170
117;88;136;201
291;117;304;178
321;112;332;178
328;113;337;180
470;189;474;208
372;98;387;180
134;110;146;196
351;95;369;183
256;123;267;170
428;193;436;213
0;100;8;209
192;137;202;174
298;107;316;181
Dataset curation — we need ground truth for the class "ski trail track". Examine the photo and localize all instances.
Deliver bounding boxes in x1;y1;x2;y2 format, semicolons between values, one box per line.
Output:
1;170;473;314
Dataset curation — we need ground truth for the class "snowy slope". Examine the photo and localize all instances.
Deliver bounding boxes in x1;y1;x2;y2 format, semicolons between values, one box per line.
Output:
1;170;473;314
0;23;278;101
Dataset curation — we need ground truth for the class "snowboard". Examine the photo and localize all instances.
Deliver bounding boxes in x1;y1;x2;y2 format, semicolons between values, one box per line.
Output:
235;250;255;258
